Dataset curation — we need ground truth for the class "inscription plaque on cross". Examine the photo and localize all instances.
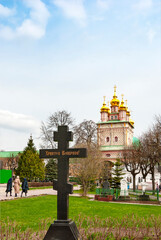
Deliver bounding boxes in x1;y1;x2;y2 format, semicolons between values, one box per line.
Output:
39;126;87;240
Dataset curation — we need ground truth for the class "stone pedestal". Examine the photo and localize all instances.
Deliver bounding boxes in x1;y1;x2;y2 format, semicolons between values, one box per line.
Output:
141;180;148;195
120;179;128;197
43;219;81;240
118;196;130;200
138;195;150;201
120;190;129;196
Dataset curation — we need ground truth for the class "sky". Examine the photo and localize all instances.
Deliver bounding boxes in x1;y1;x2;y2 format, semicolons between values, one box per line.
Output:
0;0;160;151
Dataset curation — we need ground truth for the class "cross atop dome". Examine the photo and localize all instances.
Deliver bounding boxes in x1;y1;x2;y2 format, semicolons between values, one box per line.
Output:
114;85;117;95
110;85;120;106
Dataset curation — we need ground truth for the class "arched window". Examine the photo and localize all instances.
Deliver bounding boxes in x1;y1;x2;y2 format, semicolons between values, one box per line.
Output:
106;154;111;157
130;177;132;183
111;116;113;120
138;177;141;183
115;136;118;142
115;115;117;119
106;137;110;142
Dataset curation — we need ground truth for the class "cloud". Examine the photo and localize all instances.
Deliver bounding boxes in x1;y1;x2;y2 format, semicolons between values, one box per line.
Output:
0;25;15;40
133;0;153;10
17;19;46;39
17;0;50;39
0;110;40;133
0;0;50;40
0;4;15;17
96;0;110;10
147;28;156;42
23;0;50;24
53;0;86;26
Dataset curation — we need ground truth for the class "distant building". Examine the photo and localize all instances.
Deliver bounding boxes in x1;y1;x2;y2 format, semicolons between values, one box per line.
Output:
97;85;135;162
0;151;21;171
97;86;161;188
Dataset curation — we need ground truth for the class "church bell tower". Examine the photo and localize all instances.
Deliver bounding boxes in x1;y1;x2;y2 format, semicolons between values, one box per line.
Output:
97;86;134;162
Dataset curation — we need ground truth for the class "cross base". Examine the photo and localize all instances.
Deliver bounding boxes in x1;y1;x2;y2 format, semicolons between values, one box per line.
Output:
43;219;82;240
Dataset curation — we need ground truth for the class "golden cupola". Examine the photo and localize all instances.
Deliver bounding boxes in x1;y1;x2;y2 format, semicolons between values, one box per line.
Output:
110;85;120;107
129;118;134;126
125;100;130;116
107;101;110;113
100;96;109;113
119;94;127;111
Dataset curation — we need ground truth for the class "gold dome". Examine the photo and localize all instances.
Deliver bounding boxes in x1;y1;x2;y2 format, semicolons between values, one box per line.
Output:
119;94;127;111
110;85;120;107
100;96;109;113
125;100;130;116
129;118;134;125
107;101;110;113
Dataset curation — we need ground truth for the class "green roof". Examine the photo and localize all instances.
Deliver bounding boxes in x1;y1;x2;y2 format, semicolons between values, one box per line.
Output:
109;112;119;115
133;137;140;146
0;151;22;158
100;145;125;151
0;150;40;158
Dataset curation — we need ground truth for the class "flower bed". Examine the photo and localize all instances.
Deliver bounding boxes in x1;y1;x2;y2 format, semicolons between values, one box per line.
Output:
95;195;113;201
28;182;53;187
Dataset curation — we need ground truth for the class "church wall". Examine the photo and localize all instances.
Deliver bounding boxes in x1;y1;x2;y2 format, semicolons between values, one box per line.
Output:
97;122;133;148
101;150;123;161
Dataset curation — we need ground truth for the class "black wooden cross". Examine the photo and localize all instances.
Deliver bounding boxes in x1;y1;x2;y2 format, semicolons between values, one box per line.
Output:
40;125;87;221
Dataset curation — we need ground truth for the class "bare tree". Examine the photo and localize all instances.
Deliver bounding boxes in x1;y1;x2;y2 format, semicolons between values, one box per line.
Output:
147;116;161;192
48;110;74;129
152;115;161;164
7;154;19;177
73;120;97;147
139;116;161;193
71;120;102;196
122;145;140;191
139;134;151;181
40;121;55;148
40;110;75;148
146;133;158;193
72;144;103;196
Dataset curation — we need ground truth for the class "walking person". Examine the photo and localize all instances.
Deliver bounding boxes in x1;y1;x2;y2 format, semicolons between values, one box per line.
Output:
21;178;29;197
159;183;161;193
5;177;12;197
14;176;20;197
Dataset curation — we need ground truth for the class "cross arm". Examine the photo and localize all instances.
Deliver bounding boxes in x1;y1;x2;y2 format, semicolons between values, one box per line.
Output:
53;180;73;194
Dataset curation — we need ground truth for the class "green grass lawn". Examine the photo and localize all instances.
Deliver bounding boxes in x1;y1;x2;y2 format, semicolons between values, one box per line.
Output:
0;195;160;232
73;189;95;194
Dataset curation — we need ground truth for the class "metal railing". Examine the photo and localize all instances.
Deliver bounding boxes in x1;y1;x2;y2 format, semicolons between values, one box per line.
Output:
95;188;160;201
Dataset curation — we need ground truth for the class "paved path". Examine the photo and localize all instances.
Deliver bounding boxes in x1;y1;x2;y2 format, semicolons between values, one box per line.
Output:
0;184;91;201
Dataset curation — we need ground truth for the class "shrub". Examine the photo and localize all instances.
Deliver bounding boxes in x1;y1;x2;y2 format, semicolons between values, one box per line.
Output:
28;182;53;187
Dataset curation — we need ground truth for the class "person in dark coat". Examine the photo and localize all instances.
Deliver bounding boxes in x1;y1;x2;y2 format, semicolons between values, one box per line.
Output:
21;178;29;197
6;178;12;197
159;183;161;193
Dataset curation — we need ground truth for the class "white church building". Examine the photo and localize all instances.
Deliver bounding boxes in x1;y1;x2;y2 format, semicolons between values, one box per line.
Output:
97;86;161;189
